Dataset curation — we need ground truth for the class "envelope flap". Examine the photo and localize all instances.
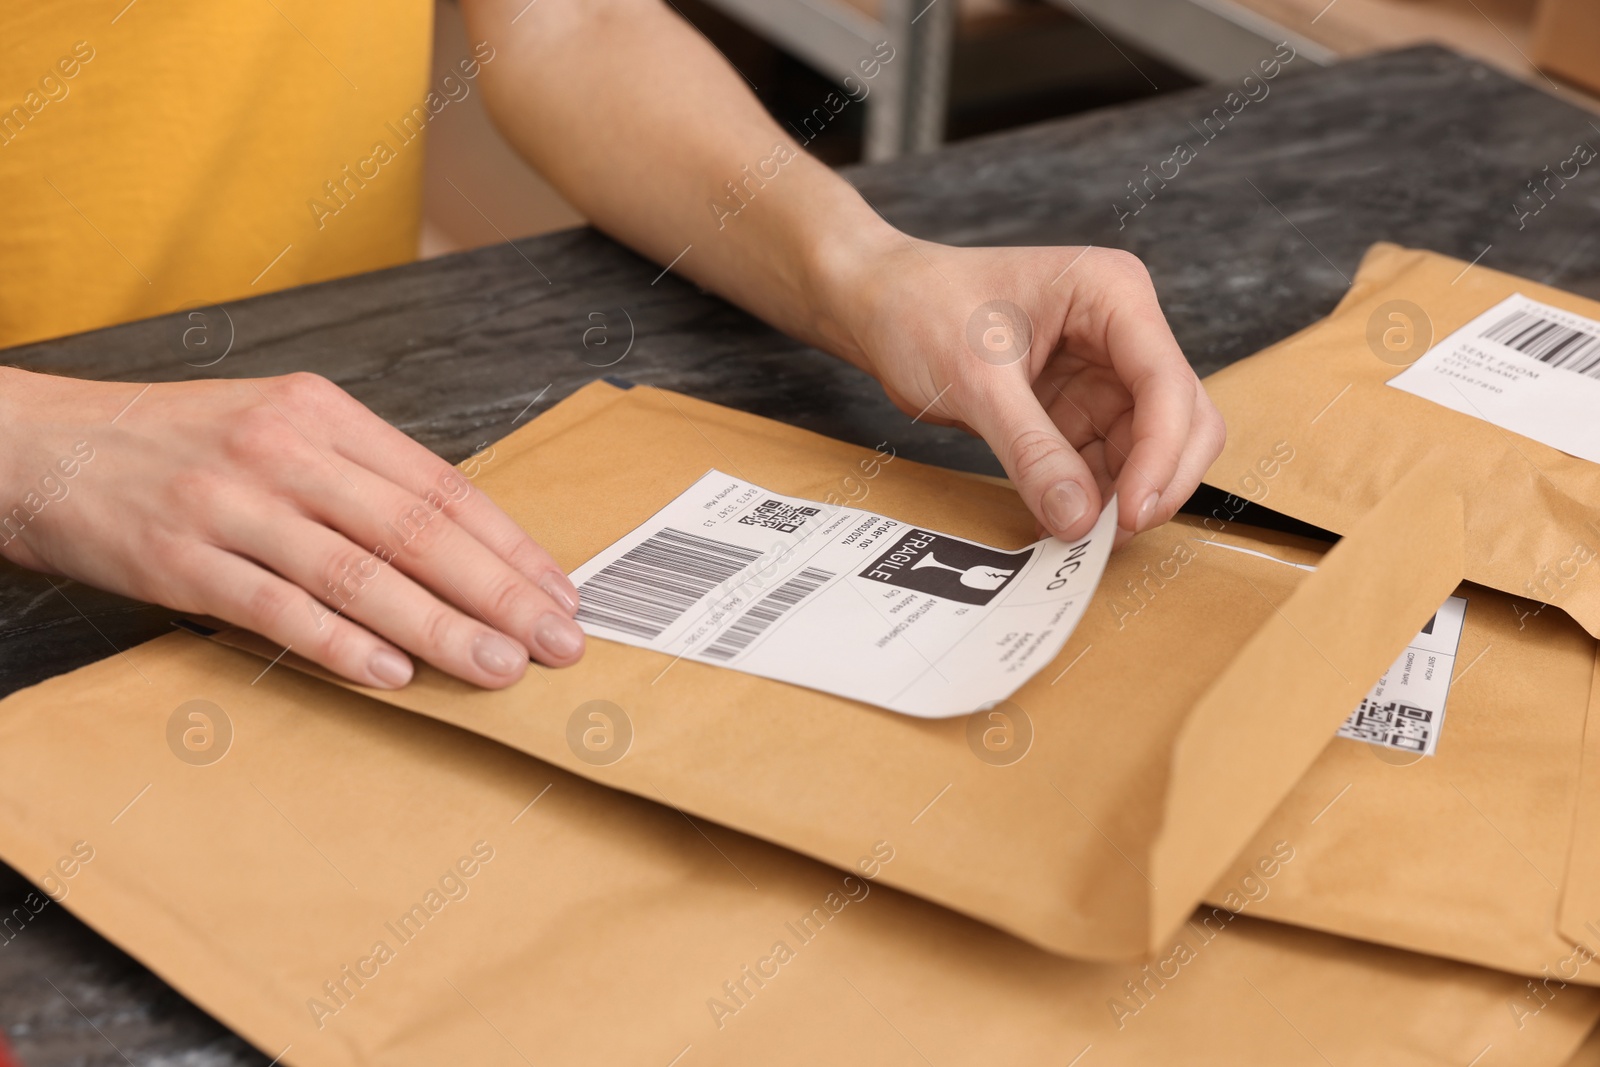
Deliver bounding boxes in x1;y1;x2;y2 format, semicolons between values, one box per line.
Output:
1152;454;1467;945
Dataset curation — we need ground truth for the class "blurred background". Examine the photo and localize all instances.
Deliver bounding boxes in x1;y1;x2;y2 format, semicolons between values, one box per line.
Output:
418;0;1600;258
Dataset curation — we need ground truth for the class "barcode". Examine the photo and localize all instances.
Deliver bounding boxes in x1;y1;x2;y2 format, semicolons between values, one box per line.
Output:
1336;699;1434;754
699;566;835;662
575;528;763;639
738;498;821;534
1482;309;1600;377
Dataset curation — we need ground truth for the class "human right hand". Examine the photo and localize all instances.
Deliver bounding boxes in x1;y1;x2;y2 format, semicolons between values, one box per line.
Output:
820;239;1224;545
0;368;583;689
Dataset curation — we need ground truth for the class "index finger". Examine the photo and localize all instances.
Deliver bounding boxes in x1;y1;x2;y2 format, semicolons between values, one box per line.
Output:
327;395;579;610
1075;263;1196;533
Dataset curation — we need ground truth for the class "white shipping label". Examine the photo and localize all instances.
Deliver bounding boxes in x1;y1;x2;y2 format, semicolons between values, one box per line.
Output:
1334;594;1468;757
569;470;1117;718
1387;293;1600;463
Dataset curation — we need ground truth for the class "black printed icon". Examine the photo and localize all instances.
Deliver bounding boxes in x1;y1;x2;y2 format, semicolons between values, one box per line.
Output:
859;529;1034;606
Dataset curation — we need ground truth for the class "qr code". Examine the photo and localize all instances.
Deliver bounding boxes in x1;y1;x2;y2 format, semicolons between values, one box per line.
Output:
737;498;820;534
1336;699;1435;754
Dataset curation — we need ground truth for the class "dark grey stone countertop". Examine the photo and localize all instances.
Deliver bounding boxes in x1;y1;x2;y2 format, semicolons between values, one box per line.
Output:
3;45;1598;1064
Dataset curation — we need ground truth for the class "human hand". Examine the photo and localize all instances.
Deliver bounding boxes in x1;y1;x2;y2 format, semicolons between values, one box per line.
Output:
0;369;583;688
823;238;1225;544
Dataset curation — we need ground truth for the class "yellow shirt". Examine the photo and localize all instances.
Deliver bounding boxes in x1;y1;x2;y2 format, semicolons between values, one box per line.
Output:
0;1;434;348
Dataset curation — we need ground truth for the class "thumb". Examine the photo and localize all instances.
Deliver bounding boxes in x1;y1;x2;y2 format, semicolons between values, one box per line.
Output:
965;379;1103;541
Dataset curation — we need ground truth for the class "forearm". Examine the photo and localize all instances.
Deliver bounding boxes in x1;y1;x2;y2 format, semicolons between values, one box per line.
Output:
461;0;898;369
0;367;112;514
457;1;1223;544
0;366;27;514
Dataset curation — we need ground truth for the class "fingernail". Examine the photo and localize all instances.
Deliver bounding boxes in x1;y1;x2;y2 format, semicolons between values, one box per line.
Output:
473;632;523;676
1136;492;1160;532
1042;481;1090;538
533;611;584;662
539;570;580;615
369;648;414;689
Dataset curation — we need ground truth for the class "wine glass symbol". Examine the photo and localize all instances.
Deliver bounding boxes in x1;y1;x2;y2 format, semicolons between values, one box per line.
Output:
911;552;1015;590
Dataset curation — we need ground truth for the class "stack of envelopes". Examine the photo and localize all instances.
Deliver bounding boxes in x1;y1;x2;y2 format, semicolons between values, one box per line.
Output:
3;243;1600;1064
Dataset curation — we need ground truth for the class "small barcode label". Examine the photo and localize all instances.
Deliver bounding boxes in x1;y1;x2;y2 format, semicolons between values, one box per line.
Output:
1337;698;1434;754
1482;308;1600;378
700;566;836;662
575;528;762;639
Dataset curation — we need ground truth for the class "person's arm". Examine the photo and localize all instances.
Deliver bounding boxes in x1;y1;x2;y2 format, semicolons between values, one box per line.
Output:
462;0;1225;542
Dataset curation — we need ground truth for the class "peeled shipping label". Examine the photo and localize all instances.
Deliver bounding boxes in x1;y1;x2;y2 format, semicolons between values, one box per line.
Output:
1388;293;1600;463
570;469;1117;717
1197;540;1468;756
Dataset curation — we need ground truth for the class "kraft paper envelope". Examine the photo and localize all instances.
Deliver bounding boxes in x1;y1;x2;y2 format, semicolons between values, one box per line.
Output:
215;380;1464;960
1203;242;1600;638
1568;1021;1600;1067
1208;569;1600;984
0;634;1595;1066
1560;649;1600;966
